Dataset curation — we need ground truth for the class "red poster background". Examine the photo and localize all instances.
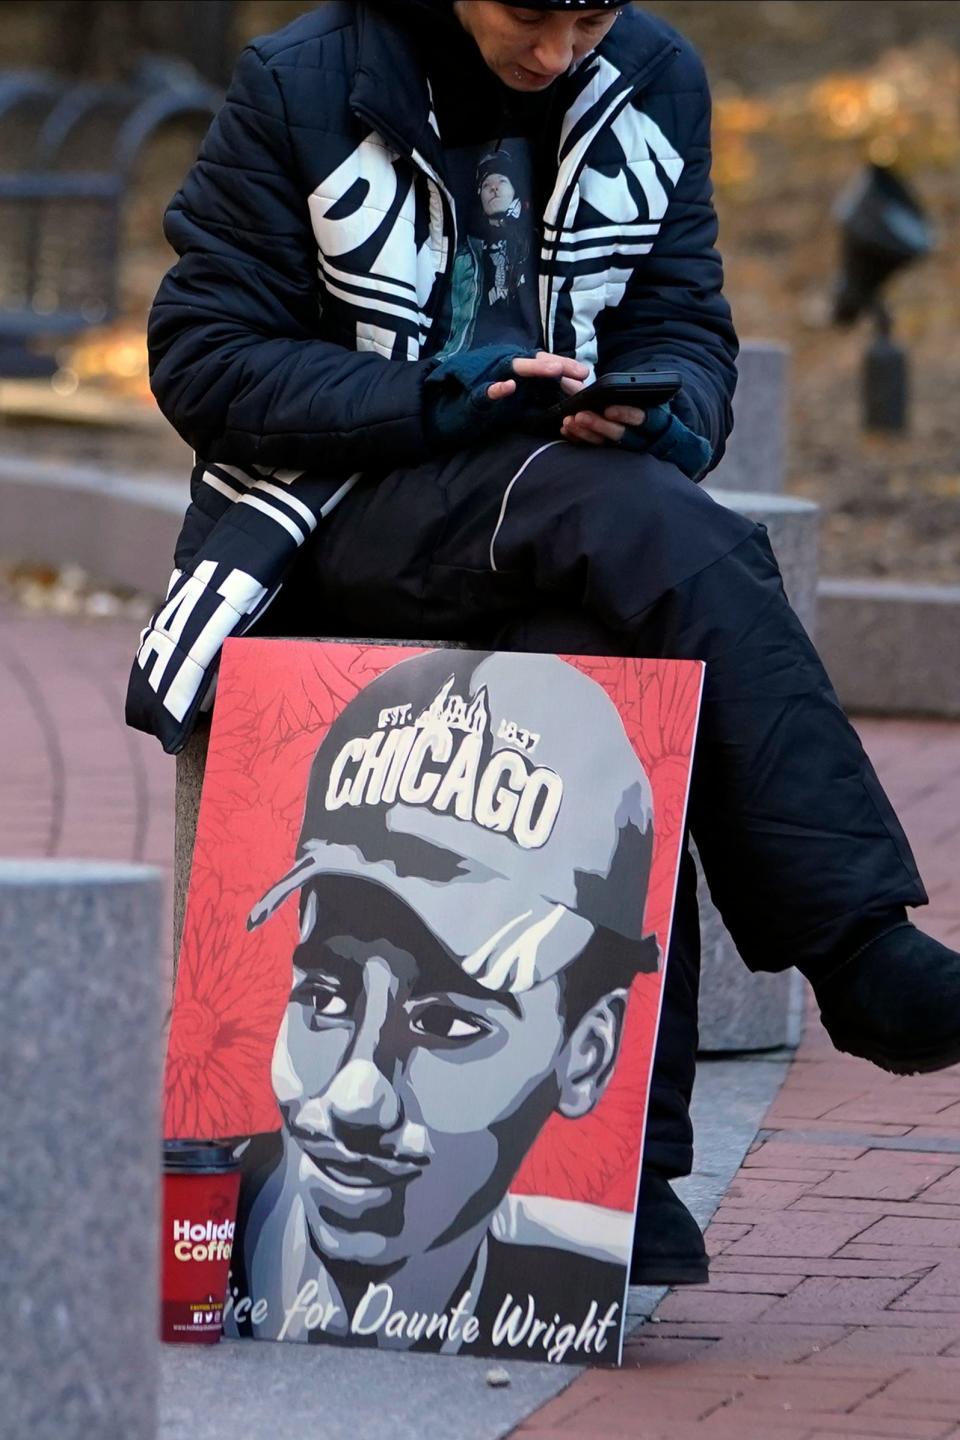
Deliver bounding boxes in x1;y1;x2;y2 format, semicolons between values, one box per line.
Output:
165;640;702;1215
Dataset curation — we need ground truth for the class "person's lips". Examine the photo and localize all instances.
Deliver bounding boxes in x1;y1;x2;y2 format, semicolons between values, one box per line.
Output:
513;63;557;86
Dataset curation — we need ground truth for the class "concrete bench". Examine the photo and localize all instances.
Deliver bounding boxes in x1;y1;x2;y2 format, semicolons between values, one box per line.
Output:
2;860;163;1440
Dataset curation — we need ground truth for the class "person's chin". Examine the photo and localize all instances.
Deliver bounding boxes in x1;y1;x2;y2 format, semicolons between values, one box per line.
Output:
309;1210;415;1267
293;1150;408;1264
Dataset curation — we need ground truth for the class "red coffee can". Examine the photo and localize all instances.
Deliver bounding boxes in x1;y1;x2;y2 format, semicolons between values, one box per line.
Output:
161;1140;241;1344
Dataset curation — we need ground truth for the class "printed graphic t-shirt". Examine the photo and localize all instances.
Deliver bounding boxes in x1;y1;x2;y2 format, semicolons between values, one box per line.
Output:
391;0;561;358
443;139;541;355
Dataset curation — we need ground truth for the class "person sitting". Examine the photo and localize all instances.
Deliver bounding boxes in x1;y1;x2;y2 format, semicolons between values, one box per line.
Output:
127;0;960;1289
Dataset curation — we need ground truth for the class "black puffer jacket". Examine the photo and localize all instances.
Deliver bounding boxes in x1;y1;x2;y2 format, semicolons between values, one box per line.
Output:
148;1;737;473
128;2;738;754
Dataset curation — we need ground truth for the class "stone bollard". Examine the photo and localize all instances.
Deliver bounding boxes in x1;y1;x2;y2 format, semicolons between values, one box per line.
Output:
709;340;790;496
817;578;960;721
1;860;163;1440
706;489;819;636
696;490;820;1051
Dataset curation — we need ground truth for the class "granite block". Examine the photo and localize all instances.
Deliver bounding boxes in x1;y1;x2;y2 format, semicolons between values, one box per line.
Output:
706;489;819;634
696;492;819;1051
817;578;960;719
696;871;806;1050
0;860;163;1440
708;341;790;496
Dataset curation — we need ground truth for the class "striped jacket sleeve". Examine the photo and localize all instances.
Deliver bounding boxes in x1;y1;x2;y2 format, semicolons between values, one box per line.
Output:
594;52;738;475
124;460;359;753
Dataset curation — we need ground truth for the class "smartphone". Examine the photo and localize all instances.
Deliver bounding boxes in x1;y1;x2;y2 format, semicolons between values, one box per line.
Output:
560;370;682;417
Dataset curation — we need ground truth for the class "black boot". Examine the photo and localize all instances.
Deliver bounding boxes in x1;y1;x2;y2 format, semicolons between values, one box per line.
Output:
814;919;960;1075
630;1170;708;1286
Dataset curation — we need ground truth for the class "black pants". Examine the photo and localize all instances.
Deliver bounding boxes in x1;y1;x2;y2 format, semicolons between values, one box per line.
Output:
264;435;927;1178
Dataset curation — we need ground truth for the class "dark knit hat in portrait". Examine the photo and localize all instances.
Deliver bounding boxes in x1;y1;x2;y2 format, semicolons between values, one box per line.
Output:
477;146;525;195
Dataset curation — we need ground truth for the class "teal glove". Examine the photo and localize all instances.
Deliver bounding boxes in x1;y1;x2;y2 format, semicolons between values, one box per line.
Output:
424;344;561;447
620;405;713;482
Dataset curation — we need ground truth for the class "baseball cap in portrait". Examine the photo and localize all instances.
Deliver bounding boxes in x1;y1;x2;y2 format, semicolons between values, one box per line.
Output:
249;650;656;994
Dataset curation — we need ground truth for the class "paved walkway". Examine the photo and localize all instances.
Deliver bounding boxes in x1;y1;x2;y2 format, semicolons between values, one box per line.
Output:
520;735;960;1435
0;603;174;954
3;601;960;1440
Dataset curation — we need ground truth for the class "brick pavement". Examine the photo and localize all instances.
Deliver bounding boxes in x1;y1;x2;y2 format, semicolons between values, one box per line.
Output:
0;602;175;962
517;725;960;1435
3;602;960;1439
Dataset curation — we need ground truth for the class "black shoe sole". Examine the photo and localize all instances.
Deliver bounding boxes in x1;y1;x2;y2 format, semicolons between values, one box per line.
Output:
629;1256;709;1287
823;1019;960;1076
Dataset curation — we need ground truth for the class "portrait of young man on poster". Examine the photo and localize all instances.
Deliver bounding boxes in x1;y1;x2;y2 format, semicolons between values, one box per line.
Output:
220;649;669;1362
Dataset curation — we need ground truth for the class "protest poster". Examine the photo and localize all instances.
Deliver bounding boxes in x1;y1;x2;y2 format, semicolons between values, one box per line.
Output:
166;640;702;1364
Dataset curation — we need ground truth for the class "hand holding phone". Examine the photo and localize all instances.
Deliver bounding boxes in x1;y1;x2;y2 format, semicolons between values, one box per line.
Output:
559;370;682;417
558;370;681;448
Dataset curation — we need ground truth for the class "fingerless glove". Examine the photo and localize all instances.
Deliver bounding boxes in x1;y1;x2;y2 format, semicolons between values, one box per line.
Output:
423;345;561;447
620;404;713;482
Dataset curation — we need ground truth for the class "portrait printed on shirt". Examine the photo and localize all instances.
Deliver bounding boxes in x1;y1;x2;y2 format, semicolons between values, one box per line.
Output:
165;641;703;1365
442;139;541;355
